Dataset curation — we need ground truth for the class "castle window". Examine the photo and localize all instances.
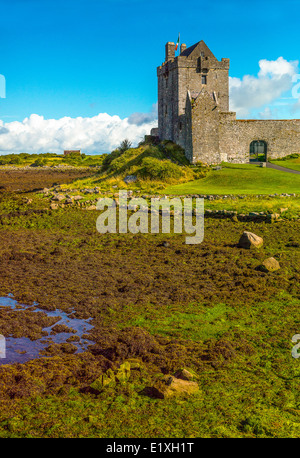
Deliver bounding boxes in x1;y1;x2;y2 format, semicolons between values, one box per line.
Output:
201;75;207;84
179;121;182;131
200;52;205;57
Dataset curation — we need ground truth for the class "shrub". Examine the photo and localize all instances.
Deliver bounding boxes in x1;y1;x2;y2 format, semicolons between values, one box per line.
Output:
137;157;183;180
30;158;48;167
9;156;22;165
119;139;132;153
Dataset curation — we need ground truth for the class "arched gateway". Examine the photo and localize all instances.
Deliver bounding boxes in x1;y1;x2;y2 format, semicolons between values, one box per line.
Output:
250;140;267;162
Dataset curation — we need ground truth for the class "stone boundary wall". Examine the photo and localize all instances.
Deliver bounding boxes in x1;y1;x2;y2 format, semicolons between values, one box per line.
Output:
219;115;300;162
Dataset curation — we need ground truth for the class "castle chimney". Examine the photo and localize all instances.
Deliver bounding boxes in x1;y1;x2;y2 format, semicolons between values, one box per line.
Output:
165;42;175;62
180;43;187;53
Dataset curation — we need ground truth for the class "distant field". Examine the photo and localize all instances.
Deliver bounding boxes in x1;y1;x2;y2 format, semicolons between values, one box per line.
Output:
164;163;300;195
271;157;300;172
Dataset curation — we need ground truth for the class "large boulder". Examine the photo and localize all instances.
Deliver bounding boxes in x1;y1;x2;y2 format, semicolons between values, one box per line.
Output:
238;231;263;249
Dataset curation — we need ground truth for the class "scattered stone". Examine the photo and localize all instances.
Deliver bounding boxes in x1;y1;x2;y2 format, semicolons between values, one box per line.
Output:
90;369;116;391
268;213;281;221
238;231;263;249
123;175;138;184
258;257;280;273
25;198;33;204
149;375;199;399
174;368;197;381
51;194;65;202
73;195;84;201
115;361;131;383
50;203;59;210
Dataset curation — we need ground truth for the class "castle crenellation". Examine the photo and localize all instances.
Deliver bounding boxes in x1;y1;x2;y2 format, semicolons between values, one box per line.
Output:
151;40;300;164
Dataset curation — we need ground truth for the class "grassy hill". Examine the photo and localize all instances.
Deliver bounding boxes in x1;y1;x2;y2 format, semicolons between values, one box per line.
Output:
68;140;205;192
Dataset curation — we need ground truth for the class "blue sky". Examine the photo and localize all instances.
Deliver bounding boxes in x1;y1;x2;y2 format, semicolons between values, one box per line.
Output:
0;0;300;153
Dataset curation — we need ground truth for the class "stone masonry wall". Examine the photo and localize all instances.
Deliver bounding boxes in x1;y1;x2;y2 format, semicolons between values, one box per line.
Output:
190;92;220;164
219;113;300;162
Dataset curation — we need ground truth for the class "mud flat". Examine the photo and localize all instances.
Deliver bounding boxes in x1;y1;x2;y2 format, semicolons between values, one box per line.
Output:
0;166;96;192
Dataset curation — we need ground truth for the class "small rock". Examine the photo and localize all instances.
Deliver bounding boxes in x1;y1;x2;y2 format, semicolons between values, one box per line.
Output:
115;361;131;383
51;194;65;202
174;368;197;381
90;369;116;391
238;231;263;249
123;174;137;184
50;203;59;210
258;257;280;273
149;375;199;399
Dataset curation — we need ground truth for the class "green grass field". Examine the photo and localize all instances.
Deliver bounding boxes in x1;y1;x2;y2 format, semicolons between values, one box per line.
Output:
164;163;300;195
271;157;300;172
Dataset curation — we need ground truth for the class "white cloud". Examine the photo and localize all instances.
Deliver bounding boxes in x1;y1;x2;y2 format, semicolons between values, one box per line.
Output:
128;102;158;126
229;57;299;117
258;106;279;119
0;112;158;155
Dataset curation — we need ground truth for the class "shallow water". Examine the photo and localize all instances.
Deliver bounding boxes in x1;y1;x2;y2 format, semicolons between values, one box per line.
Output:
0;295;95;365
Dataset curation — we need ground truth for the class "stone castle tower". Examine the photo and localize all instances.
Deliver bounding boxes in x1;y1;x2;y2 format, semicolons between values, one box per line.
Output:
151;40;300;164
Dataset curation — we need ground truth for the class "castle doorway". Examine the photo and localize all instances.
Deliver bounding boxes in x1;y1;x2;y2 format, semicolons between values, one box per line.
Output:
249;140;267;162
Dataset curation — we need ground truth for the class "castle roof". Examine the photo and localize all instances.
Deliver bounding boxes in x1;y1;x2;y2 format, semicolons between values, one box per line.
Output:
180;40;218;61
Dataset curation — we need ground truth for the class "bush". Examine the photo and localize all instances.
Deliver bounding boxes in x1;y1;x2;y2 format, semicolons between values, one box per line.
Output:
30;158;48;167
138;157;183;180
9;156;22;165
272;153;300;161
119;139;132;153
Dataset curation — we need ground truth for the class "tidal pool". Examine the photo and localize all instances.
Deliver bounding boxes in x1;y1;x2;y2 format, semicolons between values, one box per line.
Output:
0;295;95;365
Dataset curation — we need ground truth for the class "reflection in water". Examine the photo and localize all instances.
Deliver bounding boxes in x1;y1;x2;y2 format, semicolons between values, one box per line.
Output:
0;295;94;365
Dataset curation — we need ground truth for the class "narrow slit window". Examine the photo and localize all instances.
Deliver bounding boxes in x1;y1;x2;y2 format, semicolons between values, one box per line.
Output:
201;75;207;84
